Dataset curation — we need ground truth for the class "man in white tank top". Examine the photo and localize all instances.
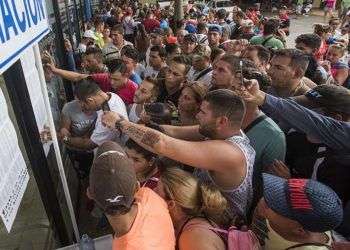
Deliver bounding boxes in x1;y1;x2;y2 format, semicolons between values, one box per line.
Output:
102;89;255;218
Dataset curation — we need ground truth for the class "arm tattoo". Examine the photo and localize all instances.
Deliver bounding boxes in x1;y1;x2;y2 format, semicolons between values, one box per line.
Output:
125;126;145;140
141;131;161;148
125;125;161;148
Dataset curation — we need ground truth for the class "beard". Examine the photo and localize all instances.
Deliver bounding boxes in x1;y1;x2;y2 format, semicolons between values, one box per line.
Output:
198;121;217;139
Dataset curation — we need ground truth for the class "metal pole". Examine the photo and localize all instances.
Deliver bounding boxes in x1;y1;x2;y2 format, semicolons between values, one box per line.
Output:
72;0;81;44
174;0;184;25
64;0;74;46
33;44;80;243
79;0;85;27
52;0;74;101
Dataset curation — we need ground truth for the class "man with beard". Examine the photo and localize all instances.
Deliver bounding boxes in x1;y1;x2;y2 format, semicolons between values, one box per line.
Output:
211;55;286;219
102;89;255;218
267;49;316;98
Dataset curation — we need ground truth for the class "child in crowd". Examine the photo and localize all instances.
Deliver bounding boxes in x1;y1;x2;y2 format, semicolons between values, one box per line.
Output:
125;139;160;189
323;44;349;86
279;6;290;36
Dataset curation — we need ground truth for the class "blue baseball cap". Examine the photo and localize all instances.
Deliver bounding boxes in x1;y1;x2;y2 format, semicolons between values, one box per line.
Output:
263;174;343;232
208;25;223;35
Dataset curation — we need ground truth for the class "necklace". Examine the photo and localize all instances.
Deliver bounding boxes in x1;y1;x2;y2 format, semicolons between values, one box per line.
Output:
290;79;305;97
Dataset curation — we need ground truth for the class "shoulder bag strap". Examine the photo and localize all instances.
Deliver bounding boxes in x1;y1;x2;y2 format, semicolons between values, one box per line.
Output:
286;242;332;250
194;67;213;81
244;114;268;133
176;217;196;248
262;36;275;47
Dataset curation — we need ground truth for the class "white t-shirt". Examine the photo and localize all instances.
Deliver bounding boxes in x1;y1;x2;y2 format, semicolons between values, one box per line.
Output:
123;16;136;35
187;66;213;88
128;103;141;123
77;43;87;53
144;65;160;79
91;93;129;146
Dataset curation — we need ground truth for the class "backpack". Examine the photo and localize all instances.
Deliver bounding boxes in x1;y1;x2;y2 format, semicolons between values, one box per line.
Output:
177;217;261;250
210;226;261;250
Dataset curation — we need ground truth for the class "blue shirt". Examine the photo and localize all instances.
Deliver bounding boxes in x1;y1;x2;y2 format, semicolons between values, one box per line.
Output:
130;72;142;85
262;94;350;152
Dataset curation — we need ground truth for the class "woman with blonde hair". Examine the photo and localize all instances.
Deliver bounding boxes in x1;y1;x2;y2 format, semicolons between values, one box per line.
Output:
178;81;208;126
156;166;228;250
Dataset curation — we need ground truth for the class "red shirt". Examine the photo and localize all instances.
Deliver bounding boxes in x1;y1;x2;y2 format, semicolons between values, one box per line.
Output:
118;79;138;105
315;40;328;61
91;73;138;105
143;18;160;33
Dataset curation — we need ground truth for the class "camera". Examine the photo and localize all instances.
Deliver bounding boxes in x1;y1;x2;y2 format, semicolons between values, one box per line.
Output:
242;68;271;92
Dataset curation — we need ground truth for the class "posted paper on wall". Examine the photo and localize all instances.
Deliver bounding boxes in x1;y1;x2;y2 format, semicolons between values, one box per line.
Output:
0;88;29;232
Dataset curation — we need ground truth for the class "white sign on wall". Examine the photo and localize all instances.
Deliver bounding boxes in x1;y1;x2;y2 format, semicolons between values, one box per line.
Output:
0;0;49;74
0;88;29;232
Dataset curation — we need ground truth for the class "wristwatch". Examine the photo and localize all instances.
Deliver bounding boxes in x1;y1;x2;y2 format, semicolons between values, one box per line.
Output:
63;135;70;143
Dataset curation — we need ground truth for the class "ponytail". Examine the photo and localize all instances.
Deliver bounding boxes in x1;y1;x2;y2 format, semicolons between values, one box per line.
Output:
160;167;230;226
200;183;229;226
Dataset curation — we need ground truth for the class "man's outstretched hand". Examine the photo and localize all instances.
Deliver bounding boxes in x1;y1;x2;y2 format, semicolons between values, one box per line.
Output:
240;79;266;106
102;111;121;129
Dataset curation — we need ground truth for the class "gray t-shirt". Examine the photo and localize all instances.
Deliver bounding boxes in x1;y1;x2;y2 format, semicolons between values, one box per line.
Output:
61;100;97;137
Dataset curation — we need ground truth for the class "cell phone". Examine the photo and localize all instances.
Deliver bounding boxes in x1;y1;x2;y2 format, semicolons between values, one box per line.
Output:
239;60;244;86
102;101;111;111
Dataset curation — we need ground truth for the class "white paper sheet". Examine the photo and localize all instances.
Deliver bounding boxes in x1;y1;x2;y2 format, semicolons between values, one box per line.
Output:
0;89;29;232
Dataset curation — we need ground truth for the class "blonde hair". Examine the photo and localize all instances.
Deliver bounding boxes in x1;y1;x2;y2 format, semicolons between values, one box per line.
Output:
328;44;346;56
160;167;228;225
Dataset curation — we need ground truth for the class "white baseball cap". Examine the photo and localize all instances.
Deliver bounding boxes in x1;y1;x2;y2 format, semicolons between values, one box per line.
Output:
83;30;98;40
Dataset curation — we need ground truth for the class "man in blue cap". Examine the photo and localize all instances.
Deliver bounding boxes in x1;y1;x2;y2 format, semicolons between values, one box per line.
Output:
254;173;343;249
208;25;222;48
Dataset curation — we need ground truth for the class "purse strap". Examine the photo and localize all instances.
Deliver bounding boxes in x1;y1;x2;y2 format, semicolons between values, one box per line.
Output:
286;242;332;250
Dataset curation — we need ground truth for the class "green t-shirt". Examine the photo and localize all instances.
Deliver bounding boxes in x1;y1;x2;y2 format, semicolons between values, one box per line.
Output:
342;0;350;9
250;35;285;50
245;113;286;202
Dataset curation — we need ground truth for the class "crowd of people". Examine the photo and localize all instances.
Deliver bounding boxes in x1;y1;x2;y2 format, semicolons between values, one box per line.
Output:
42;0;350;249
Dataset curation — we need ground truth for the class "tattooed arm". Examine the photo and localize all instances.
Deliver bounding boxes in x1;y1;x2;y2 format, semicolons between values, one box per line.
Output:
102;111;245;173
160;125;204;141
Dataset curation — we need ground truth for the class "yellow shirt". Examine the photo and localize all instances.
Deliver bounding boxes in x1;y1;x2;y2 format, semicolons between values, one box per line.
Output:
264;221;332;250
94;32;105;49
